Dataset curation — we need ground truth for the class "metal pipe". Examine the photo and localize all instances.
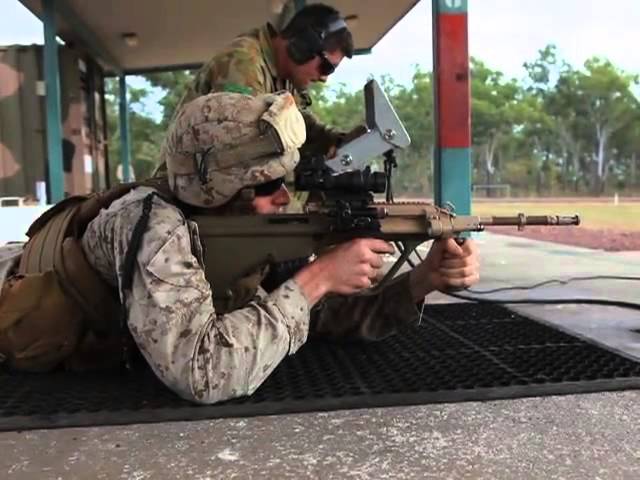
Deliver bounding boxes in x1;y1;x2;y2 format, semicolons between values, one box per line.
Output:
432;0;471;215
42;0;64;202
118;75;131;182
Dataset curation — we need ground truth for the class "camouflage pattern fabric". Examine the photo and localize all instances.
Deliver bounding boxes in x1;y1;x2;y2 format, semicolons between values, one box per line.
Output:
162;91;306;207
0;243;23;288
81;187;311;403
80;186;419;404
175;24;344;158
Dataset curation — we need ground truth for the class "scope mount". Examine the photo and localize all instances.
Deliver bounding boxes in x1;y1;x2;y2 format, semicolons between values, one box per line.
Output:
324;79;411;173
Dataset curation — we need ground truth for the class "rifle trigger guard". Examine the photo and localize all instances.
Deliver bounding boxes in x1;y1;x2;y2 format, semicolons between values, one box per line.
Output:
359;240;421;297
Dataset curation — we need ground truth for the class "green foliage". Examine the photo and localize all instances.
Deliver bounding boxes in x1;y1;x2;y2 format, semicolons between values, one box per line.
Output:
470;58;525;185
104;71;195;183
104;78;164;184
145;71;195;129
526;47;640;194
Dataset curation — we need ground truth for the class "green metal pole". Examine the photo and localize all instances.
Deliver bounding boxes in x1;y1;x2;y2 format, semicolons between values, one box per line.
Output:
42;0;64;202
118;74;131;182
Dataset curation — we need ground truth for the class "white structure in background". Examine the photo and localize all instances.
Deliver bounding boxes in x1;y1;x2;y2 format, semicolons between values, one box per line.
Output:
116;163;136;182
0;204;50;245
0;181;52;245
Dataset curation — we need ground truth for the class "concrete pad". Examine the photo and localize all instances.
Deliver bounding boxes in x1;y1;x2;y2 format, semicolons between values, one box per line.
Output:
445;232;640;361
2;392;640;479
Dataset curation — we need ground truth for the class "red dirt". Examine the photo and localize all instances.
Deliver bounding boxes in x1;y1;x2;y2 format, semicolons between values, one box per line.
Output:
485;226;640;252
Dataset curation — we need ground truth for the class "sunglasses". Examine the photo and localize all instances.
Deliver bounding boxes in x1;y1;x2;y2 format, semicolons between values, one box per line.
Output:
317;52;337;76
253;177;285;197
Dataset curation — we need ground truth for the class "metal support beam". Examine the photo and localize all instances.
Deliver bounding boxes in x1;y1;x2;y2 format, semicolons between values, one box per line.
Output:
432;0;471;215
118;75;132;183
42;0;64;203
47;0;121;74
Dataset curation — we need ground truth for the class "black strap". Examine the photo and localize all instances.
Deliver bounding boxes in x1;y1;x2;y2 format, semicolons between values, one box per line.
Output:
121;193;156;296
119;192;157;367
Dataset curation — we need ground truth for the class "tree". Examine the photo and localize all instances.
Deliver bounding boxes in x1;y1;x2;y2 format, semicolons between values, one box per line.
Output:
145;70;195;129
470;58;523;190
544;58;639;193
523;45;571;193
104;78;164;183
576;58;639;193
382;69;435;196
610;100;640;192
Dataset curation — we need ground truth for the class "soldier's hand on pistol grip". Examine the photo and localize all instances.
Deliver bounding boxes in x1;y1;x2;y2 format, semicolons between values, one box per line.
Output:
409;238;480;299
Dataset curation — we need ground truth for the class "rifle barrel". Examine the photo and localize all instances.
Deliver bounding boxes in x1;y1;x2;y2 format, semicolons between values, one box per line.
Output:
478;214;580;228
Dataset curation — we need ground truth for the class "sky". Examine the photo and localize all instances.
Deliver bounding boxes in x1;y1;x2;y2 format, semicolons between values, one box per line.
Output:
1;0;639;115
332;0;640;88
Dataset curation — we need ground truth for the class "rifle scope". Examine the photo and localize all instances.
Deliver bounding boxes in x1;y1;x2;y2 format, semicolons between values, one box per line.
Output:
295;169;387;193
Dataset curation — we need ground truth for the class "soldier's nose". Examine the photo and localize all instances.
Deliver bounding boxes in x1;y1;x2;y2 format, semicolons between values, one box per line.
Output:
273;185;291;206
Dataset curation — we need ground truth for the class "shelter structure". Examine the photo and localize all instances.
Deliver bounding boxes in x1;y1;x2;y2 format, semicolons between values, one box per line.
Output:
12;0;471;210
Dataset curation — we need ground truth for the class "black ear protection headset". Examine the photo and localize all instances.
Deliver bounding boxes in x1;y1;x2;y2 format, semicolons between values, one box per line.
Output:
286;15;349;65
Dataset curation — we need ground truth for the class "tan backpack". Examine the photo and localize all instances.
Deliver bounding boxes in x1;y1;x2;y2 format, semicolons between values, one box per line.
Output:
0;179;270;372
0;183;147;372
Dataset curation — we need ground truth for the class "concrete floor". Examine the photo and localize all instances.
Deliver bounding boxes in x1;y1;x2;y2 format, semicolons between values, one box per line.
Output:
449;233;640;362
2;232;640;479
2;392;640;480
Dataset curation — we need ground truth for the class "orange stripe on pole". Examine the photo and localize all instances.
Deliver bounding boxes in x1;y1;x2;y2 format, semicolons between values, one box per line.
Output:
435;13;470;149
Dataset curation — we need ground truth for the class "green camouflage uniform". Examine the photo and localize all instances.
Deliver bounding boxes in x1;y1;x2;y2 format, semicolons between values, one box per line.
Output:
177;24;345;157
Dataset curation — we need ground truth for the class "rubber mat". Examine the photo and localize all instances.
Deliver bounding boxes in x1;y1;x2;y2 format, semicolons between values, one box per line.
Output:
2;303;640;432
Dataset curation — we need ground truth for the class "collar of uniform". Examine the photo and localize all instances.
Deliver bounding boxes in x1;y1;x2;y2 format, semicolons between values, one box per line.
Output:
260;23;300;101
259;24;278;81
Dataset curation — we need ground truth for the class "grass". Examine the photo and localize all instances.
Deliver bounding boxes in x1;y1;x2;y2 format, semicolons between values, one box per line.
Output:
471;201;640;231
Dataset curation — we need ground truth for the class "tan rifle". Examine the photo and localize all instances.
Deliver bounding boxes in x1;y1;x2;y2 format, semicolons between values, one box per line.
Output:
193;199;579;298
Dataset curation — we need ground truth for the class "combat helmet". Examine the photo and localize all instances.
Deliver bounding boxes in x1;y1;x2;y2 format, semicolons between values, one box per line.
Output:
161;91;306;207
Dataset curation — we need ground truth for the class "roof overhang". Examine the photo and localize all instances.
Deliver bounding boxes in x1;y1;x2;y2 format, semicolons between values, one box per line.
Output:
18;0;420;75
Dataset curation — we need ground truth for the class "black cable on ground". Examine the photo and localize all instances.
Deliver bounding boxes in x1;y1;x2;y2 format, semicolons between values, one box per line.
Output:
468;275;640;295
444;291;640;311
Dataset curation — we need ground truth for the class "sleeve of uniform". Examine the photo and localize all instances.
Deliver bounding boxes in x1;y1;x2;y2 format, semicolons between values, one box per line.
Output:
309;272;420;341
118;197;310;405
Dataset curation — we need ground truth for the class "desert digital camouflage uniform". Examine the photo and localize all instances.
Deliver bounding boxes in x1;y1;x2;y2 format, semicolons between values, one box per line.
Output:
176;23;345;157
0;243;22;286
75;92;420;405
80;187;418;404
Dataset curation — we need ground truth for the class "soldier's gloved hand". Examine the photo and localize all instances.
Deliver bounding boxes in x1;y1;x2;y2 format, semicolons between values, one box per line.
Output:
409;238;480;301
294;238;395;304
327;124;369;159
